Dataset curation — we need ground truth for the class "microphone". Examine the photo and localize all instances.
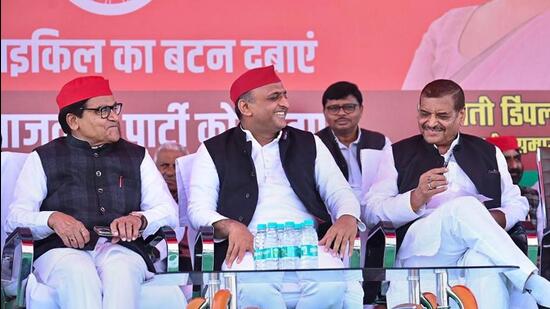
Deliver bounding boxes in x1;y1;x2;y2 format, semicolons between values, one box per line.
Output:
444;144;460;167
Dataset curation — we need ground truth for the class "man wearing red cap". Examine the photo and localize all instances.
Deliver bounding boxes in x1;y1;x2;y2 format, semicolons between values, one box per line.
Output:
5;76;178;309
365;79;550;308
486;135;540;226
187;66;364;308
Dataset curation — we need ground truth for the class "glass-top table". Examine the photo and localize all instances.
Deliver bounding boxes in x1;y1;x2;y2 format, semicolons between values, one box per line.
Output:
147;265;519;308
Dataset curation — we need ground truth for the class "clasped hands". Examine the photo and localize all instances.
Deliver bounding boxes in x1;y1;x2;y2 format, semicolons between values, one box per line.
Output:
218;215;358;268
48;211;144;248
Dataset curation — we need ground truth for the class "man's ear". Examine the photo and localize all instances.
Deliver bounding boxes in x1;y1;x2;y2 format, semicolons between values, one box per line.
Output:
238;99;253;117
66;113;79;131
458;108;466;126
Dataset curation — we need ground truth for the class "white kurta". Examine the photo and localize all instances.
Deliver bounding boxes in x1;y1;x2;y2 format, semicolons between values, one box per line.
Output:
187;127;364;309
365;135;536;308
330;128;393;309
6;148;178;309
187;127;364;233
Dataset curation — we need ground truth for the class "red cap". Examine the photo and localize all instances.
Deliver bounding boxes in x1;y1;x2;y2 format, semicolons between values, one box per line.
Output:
486;136;518;151
230;65;281;103
56;76;113;110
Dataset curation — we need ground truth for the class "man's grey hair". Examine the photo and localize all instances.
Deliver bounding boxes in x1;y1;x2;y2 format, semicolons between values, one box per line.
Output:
154;142;189;162
234;90;255;119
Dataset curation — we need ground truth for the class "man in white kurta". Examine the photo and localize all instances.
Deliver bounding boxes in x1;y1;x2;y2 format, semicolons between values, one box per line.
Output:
316;81;393;307
365;79;550;308
187;66;365;309
5;76;178;309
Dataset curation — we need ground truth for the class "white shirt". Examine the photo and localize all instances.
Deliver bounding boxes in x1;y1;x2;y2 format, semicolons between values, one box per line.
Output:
5;149;178;239
187;127;365;233
365;134;528;231
333;129;363;200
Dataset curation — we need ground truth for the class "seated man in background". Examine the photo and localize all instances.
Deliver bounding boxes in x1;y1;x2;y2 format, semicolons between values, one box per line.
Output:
364;79;550;308
154;142;189;203
154;142;192;271
316;81;391;308
5;76;177;309
317;81;391;209
187;65;364;309
486;135;540;227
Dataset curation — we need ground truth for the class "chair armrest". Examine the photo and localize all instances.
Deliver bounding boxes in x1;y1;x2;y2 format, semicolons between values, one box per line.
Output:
144;226;179;273
349;232;362;268
363;222;396;305
193;226;214;271
1;227;34;308
511;221;538;264
366;221;397;268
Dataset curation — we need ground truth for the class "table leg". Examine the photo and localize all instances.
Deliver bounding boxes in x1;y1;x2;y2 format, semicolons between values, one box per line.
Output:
223;272;237;309
434;269;449;309
407;269;421;304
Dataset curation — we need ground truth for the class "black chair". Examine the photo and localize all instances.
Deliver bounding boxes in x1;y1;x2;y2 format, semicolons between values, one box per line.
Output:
537;147;550;281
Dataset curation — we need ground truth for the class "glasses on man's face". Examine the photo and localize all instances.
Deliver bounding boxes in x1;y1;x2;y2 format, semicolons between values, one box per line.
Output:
81;102;123;119
325;103;359;115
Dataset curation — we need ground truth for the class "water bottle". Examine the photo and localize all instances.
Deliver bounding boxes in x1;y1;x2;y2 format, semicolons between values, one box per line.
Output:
281;221;300;269
276;223;285;270
293;222;303;269
299;219;319;269
254;224;267;270
264;222;279;270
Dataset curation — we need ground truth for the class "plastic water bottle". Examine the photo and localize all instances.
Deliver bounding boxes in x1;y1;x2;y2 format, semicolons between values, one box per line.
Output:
254;224;267;270
264;222;279;270
276;223;285;270
293;222;303;269
299;219;319;269
280;221;300;269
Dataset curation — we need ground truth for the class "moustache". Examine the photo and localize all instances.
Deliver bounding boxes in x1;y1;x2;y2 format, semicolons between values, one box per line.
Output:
422;124;444;132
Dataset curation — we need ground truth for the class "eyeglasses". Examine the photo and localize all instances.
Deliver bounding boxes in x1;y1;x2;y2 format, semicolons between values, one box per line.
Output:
325;103;359;115
81;102;123;119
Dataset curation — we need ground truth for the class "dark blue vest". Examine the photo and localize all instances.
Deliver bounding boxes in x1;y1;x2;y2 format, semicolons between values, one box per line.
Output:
35;135;155;271
204;126;331;270
316;127;386;180
392;134;501;248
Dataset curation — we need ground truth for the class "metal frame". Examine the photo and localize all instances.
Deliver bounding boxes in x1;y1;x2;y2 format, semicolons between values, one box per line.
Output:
1;227;34;309
537;147;549;231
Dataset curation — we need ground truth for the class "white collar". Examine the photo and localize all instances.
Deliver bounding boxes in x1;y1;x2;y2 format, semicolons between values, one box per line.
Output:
240;125;283;146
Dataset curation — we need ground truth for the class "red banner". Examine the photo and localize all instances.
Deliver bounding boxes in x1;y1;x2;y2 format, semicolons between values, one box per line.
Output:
2;1;549;169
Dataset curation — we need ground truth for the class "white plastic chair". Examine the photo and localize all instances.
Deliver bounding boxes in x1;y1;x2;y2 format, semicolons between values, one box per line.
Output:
1;151;186;308
175;153;198;268
1;151;29;251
